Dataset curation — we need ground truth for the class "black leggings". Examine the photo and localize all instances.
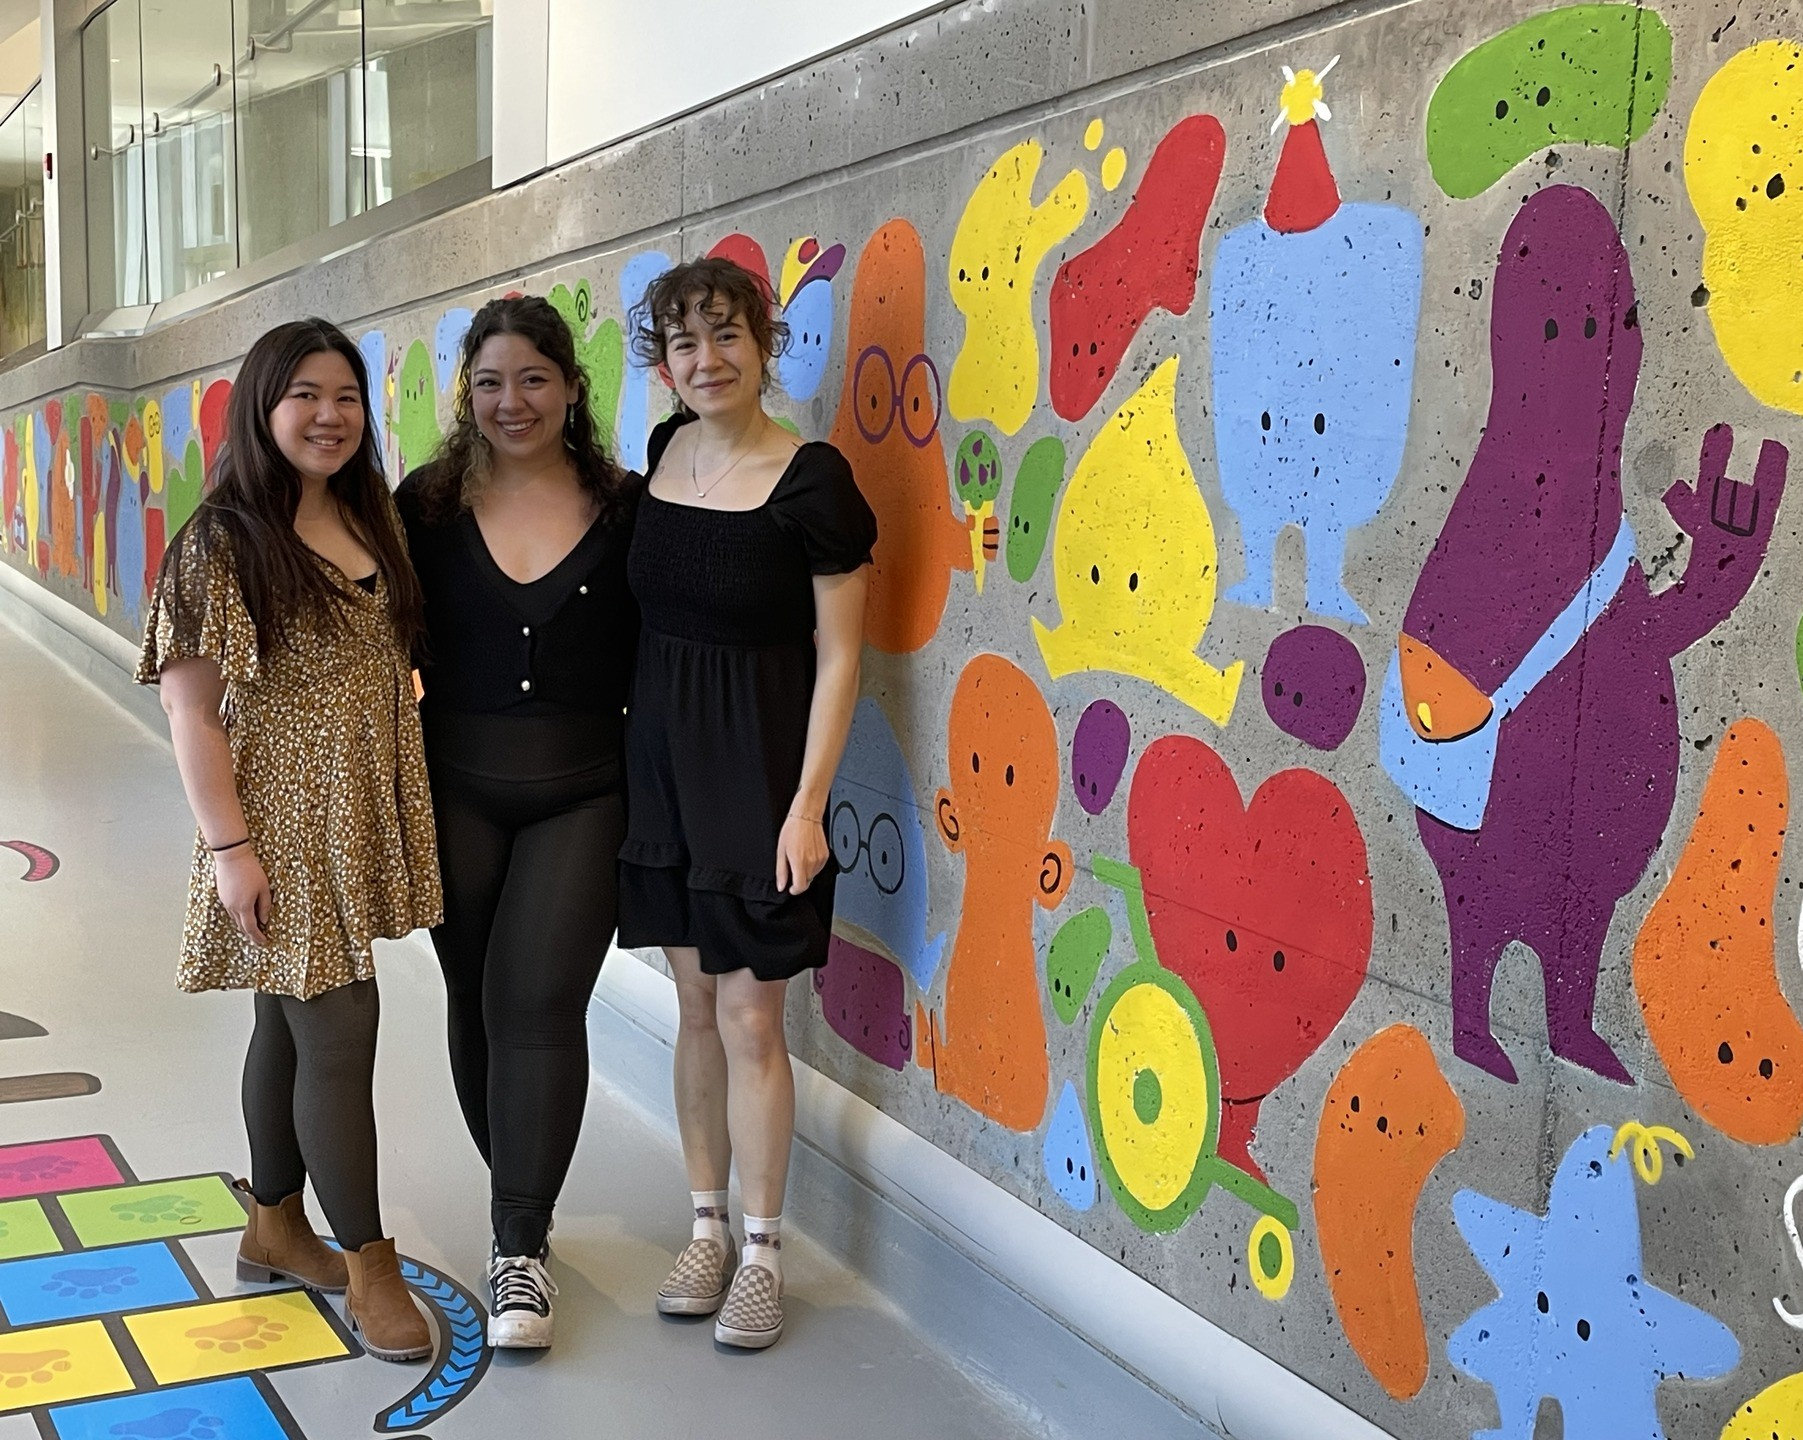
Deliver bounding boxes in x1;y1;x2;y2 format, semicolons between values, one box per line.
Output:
427;749;624;1256
243;979;383;1251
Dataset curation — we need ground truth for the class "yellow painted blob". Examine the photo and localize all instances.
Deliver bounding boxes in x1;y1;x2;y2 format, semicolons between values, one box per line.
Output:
1083;117;1104;150
19;419;36;563
1685;40;1803;414
1094;979;1210;1212
1031;356;1244;725
90;516;106;616
1721;1371;1803;1440
143;399;164;493
947;139;1089;435
1102;146;1128;191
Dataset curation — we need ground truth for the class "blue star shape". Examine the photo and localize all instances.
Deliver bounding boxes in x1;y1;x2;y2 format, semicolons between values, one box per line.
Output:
1448;1124;1740;1439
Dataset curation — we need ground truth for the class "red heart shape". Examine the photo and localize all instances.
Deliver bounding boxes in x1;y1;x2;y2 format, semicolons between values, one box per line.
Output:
1128;734;1372;1179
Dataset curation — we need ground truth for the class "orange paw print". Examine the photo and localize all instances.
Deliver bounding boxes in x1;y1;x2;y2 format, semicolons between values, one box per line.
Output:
0;1348;72;1387
185;1315;289;1354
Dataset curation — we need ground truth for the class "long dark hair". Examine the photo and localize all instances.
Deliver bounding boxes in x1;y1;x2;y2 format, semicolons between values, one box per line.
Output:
411;295;633;524
155;317;425;658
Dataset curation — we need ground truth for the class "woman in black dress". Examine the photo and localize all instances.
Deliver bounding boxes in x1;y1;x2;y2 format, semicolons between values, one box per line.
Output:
620;257;873;1350
397;296;639;1349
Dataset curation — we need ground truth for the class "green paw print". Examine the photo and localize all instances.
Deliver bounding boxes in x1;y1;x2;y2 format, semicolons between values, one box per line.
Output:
110;1193;202;1226
0;1219;11;1240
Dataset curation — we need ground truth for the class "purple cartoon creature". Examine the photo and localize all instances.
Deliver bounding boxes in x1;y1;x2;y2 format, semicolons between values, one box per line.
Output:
1380;185;1788;1084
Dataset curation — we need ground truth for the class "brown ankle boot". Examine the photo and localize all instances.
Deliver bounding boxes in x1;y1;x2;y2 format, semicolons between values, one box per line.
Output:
344;1238;432;1362
234;1181;348;1294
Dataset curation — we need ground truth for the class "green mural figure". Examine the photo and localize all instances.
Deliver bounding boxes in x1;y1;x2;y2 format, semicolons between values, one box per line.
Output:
1425;4;1672;199
396;339;441;480
166;439;205;537
548;279;626;450
1004;435;1066;584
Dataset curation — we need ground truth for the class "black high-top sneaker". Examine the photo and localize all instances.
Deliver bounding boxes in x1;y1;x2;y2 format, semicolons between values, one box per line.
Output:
487;1239;557;1349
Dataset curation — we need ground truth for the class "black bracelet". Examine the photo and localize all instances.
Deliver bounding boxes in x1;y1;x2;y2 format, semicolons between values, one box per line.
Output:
209;836;252;853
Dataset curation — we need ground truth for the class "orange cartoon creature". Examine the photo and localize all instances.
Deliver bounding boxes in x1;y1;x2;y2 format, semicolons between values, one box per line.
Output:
916;654;1072;1130
828;219;971;654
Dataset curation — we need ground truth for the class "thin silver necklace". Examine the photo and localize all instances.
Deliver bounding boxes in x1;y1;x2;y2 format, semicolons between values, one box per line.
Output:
689;418;765;499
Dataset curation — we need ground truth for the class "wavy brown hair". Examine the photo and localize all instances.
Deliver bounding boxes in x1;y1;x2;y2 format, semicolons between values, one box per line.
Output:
628;256;789;384
153;317;424;659
409;295;632;524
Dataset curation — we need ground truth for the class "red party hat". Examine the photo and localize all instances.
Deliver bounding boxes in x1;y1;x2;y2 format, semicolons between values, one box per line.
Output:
1265;60;1342;233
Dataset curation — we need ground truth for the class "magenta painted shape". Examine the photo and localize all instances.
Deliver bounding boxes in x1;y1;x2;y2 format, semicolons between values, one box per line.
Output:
1262;626;1365;750
1398;185;1788;1086
0;1137;123;1198
815;936;912;1070
1071;699;1131;815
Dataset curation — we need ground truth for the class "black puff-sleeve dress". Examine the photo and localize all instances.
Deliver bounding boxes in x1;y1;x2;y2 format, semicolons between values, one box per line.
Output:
618;415;877;979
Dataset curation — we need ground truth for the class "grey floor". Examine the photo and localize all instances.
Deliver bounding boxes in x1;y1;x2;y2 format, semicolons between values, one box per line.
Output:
0;618;1182;1440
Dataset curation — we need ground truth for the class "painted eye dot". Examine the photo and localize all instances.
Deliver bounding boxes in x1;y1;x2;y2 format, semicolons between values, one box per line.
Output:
1004;764;1015;786
1576;1319;1591;1341
1376;1114;1388;1133
971;752;980;774
1292;689;1304;707
1761;1057;1775;1079
1495;99;1509;119
1544;318;1559;340
1272;950;1286;972
1584;317;1597;338
1260;411;1271;431
981;265;990;280
1225;930;1238;952
1090;565;1100;584
1349;1094;1360;1112
1536;85;1551;106
1273;681;1285;696
1536;1291;1550;1314
1128;573;1139;592
1719;1040;1735;1064
1313;413;1325;435
958;268;967;282
1770;173;1786;200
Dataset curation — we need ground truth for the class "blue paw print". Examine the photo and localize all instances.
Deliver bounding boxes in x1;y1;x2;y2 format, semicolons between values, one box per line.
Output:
108;1408;224;1439
44;1264;139;1299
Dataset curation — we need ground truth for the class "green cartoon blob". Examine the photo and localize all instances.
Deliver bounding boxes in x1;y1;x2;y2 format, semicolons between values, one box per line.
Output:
1047;904;1111;1025
167;439;206;535
953;428;1005;510
396;339;442;478
1425;4;1672;199
1004;435;1067;583
549;281;627;450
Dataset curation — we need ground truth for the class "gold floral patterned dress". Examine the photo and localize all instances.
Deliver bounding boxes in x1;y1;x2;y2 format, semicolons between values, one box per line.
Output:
135;531;443;1000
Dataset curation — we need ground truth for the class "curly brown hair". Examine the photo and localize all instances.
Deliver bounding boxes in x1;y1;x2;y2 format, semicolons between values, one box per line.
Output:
628;256;789;381
409;295;633;525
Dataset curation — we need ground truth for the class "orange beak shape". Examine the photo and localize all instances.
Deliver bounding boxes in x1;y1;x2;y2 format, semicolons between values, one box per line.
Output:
1399;634;1493;741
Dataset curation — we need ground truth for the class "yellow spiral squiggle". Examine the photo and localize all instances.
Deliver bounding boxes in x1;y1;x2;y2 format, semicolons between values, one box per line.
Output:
1608;1121;1694;1186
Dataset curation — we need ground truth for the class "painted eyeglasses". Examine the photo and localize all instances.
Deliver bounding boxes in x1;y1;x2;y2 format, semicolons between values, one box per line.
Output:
852;346;943;447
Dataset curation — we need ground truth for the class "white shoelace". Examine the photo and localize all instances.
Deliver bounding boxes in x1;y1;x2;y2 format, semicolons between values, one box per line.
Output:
490;1255;557;1315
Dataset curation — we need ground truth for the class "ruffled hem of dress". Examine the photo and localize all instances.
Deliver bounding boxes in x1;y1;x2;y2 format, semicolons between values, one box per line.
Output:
618;849;792;905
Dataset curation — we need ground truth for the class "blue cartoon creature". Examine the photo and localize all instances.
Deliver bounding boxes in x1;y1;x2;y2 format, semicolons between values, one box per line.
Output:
776;236;845;402
1211;63;1423;624
434;308;474;395
358;330;388;459
617;250;675;472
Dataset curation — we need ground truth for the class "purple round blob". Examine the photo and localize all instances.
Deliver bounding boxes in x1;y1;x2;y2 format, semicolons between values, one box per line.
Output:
1262;625;1366;751
1071;699;1132;815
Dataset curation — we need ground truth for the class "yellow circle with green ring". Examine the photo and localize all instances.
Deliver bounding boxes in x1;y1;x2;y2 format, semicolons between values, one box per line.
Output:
1249;1215;1295;1301
1094;978;1211;1213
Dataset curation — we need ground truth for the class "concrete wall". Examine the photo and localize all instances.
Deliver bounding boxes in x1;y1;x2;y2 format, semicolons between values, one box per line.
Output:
4;1;1803;1435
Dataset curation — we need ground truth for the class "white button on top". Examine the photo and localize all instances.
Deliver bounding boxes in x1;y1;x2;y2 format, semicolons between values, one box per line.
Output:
578;585;588;595
520;680;532;692
522;625;531;636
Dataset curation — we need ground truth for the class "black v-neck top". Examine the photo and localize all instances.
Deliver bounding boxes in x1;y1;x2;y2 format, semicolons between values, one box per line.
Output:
395;467;641;727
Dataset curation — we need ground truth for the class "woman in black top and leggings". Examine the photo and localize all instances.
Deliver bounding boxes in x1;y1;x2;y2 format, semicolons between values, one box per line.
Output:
396;296;638;1350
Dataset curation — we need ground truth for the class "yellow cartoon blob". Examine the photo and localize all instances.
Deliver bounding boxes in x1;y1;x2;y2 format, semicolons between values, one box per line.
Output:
1685;40;1803;414
1722;1371;1803;1439
947;139;1089;435
1031;356;1243;725
20;418;37;565
143;399;164;493
90;516;106;616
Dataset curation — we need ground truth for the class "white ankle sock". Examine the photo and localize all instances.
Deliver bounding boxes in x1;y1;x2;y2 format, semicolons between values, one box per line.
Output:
692;1190;729;1248
743;1212;782;1279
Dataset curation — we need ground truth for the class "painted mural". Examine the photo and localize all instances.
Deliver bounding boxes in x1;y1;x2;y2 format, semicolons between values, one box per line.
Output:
7;5;1803;1435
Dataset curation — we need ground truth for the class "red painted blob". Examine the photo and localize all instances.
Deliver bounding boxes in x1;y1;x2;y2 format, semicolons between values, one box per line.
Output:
1049;115;1226;422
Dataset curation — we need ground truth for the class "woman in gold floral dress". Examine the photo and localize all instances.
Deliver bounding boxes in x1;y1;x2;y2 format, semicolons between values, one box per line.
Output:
137;318;440;1363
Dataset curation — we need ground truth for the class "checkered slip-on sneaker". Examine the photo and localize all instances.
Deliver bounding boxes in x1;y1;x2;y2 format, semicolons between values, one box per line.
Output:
714;1260;783;1349
657;1234;737;1316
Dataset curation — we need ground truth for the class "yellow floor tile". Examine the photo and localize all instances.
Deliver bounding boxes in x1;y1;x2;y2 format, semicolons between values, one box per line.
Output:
122;1290;351;1386
0;1320;132;1413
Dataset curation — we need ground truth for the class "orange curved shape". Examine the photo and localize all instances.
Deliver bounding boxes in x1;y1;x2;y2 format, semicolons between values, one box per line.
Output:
1313;1024;1464;1400
828;220;969;655
1634;719;1803;1144
918;653;1070;1130
1398;632;1491;740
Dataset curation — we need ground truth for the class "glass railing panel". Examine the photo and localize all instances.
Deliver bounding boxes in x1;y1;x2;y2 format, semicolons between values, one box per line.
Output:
233;0;368;265
0;85;44;357
140;0;238;302
361;1;491;208
82;0;148;309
